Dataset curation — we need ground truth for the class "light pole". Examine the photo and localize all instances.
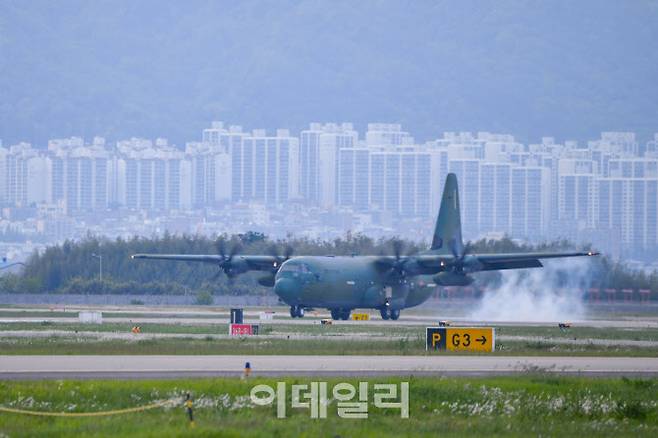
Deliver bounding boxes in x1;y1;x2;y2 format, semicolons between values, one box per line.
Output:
91;253;103;282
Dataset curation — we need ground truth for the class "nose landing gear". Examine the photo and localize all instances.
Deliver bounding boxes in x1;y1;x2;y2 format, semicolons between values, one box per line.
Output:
290;305;305;318
380;308;400;320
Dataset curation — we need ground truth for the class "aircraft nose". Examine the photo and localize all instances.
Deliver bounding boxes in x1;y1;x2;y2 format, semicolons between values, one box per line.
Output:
274;278;299;304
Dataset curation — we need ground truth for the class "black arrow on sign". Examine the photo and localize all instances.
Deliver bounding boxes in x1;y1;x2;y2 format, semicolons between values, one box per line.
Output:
476;336;487;345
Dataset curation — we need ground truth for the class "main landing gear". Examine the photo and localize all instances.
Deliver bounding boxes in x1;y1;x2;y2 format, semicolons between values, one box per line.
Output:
380;307;400;321
290;305;305;318
330;308;351;320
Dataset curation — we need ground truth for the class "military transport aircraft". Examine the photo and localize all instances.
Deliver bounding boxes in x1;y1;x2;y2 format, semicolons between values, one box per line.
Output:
132;173;598;320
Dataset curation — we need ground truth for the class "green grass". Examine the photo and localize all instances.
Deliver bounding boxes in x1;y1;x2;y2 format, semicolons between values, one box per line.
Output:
2;315;658;357
0;310;229;319
2;320;657;341
0;322;230;335
1;335;657;357
496;325;658;342
0;321;421;337
0;376;657;437
0;310;75;318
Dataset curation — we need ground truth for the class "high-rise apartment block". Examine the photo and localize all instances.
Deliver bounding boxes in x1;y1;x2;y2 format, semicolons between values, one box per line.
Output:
1;123;657;255
300;123;358;207
230;129;299;205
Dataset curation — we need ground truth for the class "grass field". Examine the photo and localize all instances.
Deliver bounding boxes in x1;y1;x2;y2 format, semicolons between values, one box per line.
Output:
2;304;658;357
1;317;658;356
2;321;658;340
0;376;656;437
1;334;657;357
0;310;232;320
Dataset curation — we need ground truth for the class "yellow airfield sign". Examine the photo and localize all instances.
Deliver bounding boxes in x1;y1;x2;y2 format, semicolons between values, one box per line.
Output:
426;327;495;352
351;313;370;321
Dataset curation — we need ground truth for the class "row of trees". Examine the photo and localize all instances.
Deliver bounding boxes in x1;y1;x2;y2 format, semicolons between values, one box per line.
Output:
0;232;656;295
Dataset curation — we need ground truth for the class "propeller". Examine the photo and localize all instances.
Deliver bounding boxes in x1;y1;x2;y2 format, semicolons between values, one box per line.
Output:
267;243;294;271
375;239;417;280
211;238;243;281
374;239;423;309
445;240;474;273
257;244;295;288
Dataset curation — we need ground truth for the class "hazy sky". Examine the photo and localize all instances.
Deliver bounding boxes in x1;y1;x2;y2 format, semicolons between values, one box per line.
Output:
1;0;657;145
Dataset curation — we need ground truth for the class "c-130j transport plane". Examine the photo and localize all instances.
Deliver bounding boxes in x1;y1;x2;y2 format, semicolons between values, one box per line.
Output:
133;173;598;321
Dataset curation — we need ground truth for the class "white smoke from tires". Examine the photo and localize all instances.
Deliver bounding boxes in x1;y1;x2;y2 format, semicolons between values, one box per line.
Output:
469;257;595;322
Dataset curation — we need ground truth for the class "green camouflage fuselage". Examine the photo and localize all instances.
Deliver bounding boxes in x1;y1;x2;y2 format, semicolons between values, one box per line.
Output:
274;256;435;310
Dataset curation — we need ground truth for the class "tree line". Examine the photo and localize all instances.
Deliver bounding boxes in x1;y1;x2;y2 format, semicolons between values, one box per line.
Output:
0;232;656;295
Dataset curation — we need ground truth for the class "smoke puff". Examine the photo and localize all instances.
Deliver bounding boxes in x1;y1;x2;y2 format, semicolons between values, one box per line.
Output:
469;257;595;322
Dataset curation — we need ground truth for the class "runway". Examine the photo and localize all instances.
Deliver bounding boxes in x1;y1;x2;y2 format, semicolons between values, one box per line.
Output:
2;315;658;329
2;355;657;379
3;305;658;328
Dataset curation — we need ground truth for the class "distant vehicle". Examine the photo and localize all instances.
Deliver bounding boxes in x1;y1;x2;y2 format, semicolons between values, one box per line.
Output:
133;173;598;321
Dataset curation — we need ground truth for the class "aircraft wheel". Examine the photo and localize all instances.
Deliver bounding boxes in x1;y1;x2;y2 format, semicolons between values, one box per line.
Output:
340;309;351;320
330;309;340;320
380;308;390;320
297;307;305;318
389;309;400;320
290;306;297;318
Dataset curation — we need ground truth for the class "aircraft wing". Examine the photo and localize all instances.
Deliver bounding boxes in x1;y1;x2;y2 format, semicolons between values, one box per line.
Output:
473;251;598;271
414;250;597;272
132;254;222;263
131;254;279;271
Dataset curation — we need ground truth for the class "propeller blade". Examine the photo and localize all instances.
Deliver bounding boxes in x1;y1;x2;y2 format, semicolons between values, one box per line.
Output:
228;242;242;260
448;238;457;258
267;244;279;258
405;246;419;257
213;239;244;281
266;243;294;272
463;242;472;257
216;238;229;260
392;239;403;260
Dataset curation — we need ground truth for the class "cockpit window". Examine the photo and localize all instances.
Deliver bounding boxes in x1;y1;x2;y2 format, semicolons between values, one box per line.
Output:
281;263;311;273
280;262;312;275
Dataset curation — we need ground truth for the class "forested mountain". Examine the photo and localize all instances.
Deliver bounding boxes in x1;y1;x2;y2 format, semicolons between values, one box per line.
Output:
1;1;657;145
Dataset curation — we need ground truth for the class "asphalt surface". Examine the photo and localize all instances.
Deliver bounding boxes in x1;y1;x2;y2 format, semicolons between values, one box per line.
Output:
2;315;658;329
3;305;658;328
2;355;658;379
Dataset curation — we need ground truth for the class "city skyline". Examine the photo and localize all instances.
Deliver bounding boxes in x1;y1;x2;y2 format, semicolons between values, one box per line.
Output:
1;120;658;266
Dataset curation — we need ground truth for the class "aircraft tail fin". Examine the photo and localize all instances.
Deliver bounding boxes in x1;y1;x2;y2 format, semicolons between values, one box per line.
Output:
431;173;463;254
